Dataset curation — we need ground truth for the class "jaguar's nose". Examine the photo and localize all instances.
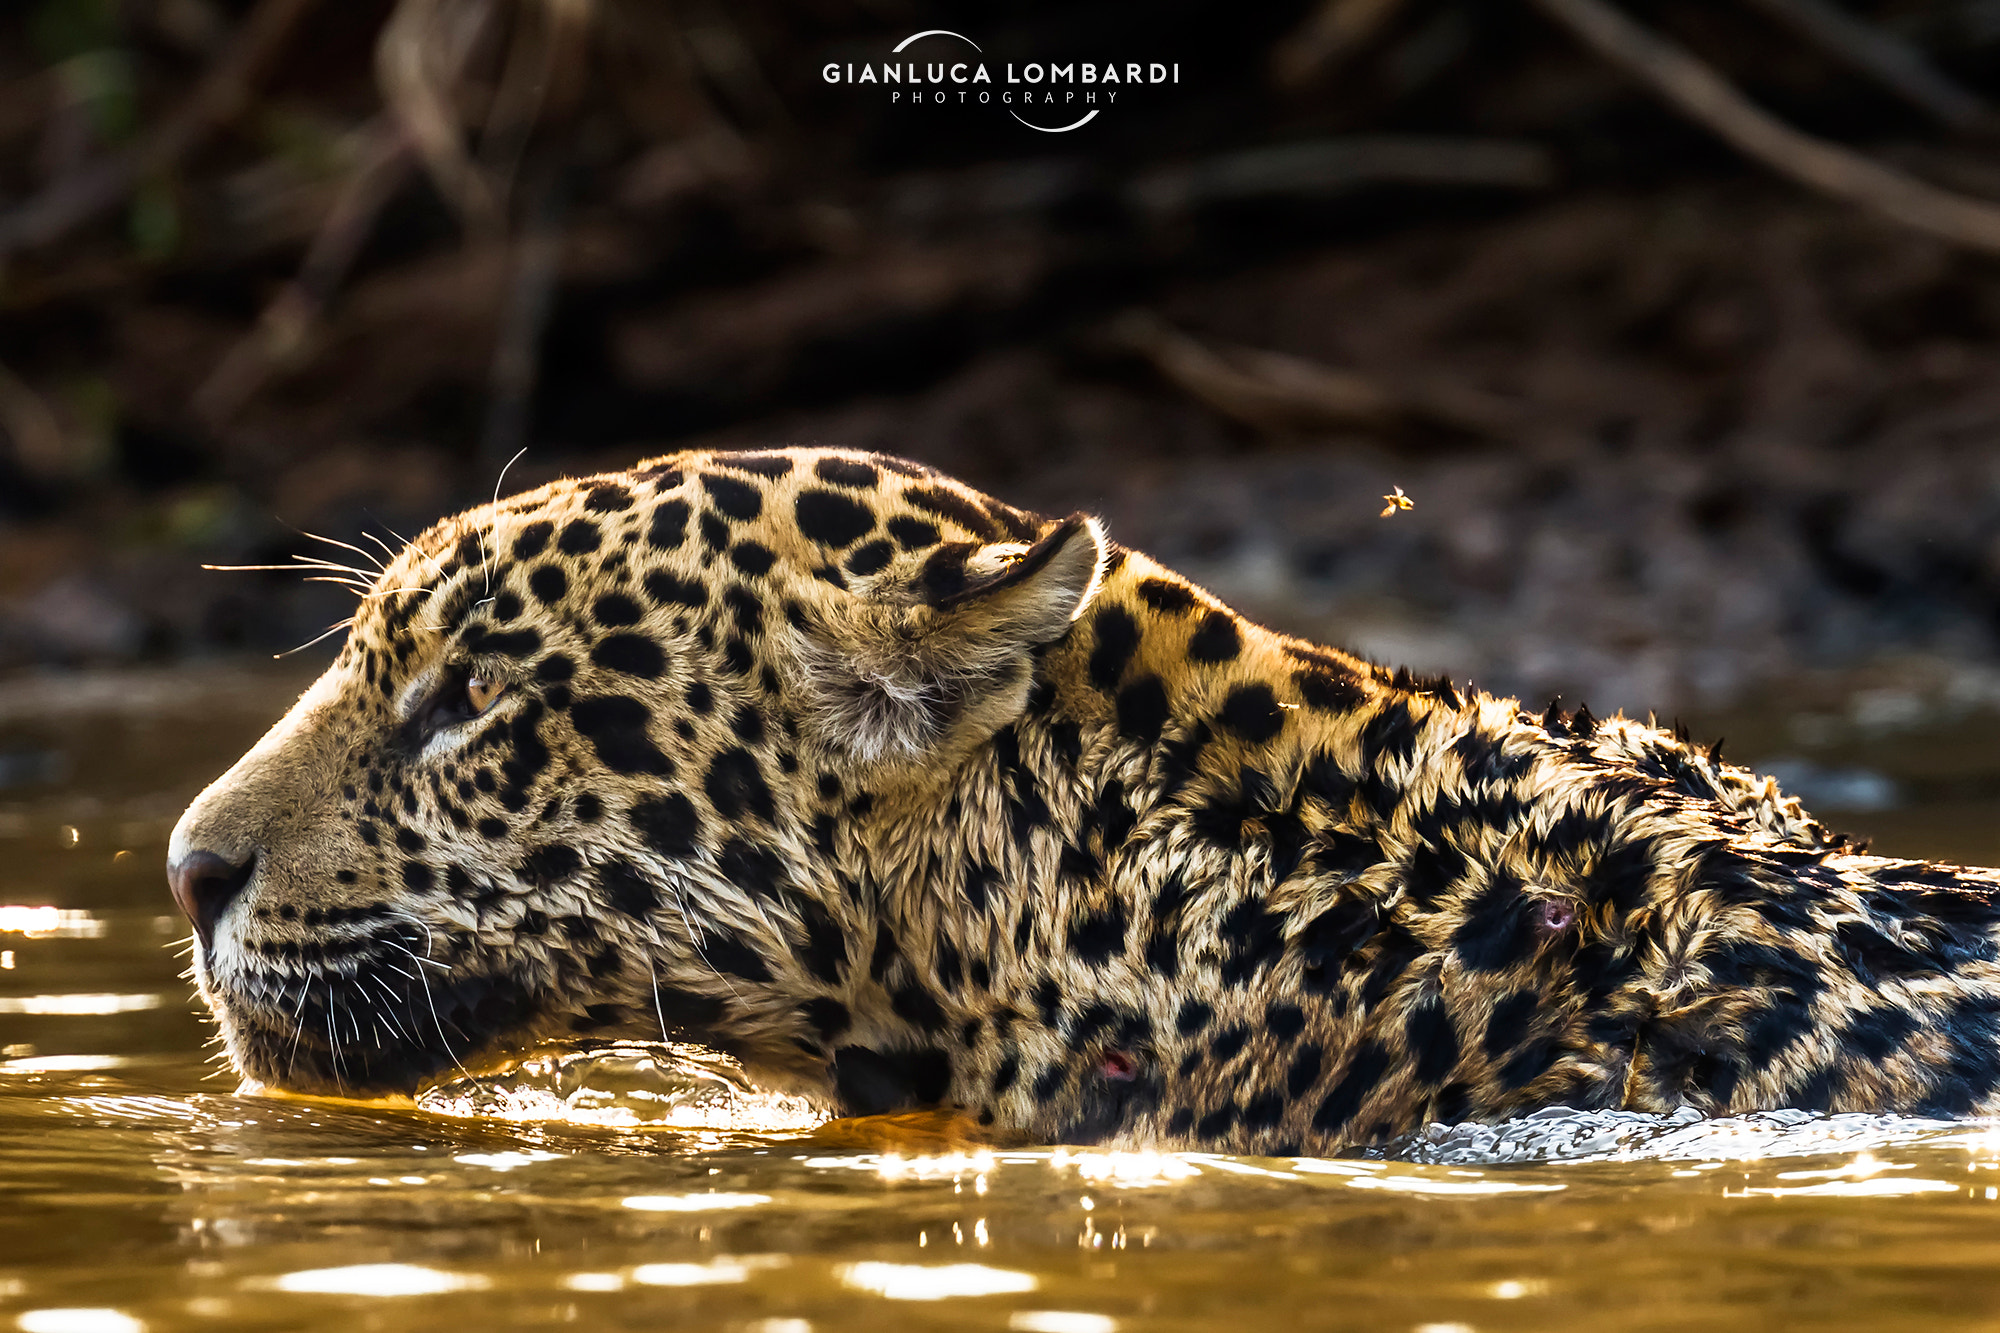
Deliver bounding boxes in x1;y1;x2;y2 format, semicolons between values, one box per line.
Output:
167;849;256;951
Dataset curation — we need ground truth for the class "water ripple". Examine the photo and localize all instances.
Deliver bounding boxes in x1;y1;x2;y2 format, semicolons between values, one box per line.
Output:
1384;1105;1995;1165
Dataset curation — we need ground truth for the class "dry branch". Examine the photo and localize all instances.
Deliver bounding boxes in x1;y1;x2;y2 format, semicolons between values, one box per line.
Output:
1127;136;1556;216
1271;0;1411;89
0;359;65;478
1109;310;1518;438
612;241;1050;395
374;0;504;235
1532;0;2000;255
194;123;416;424
479;0;596;207
476;0;596;467
1737;0;1989;131
481;162;568;469
0;0;321;259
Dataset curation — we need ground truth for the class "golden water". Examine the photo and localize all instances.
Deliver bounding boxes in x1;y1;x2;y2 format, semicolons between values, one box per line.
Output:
9;666;2000;1333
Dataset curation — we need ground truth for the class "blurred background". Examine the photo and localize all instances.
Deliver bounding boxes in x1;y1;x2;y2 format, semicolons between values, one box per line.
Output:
3;0;2000;850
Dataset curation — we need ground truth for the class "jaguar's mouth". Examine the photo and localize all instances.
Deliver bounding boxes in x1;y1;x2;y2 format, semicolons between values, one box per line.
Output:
205;959;543;1098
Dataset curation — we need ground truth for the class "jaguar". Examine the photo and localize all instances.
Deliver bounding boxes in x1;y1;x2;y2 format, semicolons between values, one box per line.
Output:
167;447;2000;1153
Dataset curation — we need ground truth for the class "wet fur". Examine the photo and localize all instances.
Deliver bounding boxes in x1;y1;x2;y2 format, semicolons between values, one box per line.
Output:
170;449;2000;1153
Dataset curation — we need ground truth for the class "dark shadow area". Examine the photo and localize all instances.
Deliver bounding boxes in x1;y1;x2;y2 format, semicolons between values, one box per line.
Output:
0;0;1998;743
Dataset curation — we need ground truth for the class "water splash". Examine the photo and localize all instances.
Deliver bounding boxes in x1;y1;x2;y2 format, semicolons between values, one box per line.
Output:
1383;1105;2000;1165
415;1041;825;1133
414;1040;2000;1165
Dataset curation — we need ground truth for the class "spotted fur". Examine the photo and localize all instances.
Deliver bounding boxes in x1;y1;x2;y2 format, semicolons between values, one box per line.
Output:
169;448;2000;1153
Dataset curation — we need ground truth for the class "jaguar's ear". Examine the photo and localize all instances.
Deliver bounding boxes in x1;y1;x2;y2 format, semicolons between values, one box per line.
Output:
798;513;1110;765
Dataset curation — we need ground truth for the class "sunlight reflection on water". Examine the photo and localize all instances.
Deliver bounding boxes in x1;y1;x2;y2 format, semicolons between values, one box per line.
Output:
15;1310;145;1333
628;1259;763;1287
621;1191;772;1211
836;1261;1039;1300
0;907;106;939
0;994;161;1015
263;1264;490;1296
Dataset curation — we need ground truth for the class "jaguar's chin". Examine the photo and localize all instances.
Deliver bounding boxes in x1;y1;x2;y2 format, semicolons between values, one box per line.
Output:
204;961;546;1098
220;1011;466;1098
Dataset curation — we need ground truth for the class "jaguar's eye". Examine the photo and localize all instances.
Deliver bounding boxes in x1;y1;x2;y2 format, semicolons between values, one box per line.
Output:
466;675;505;714
421;668;507;736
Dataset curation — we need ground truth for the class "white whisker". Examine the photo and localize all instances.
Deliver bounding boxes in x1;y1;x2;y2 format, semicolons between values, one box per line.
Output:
644;923;672;1043
481;445;529;596
302;530;387;573
301;576;373;593
384;524;448;581
203;560;367;574
273;619;354;659
324;980;346;1091
385;911;471;1079
285;981;310;1084
365;973;412;1044
665;879;741;1000
360;530;405;569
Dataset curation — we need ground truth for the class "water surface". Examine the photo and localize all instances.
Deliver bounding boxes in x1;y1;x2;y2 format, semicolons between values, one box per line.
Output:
9;666;2000;1333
